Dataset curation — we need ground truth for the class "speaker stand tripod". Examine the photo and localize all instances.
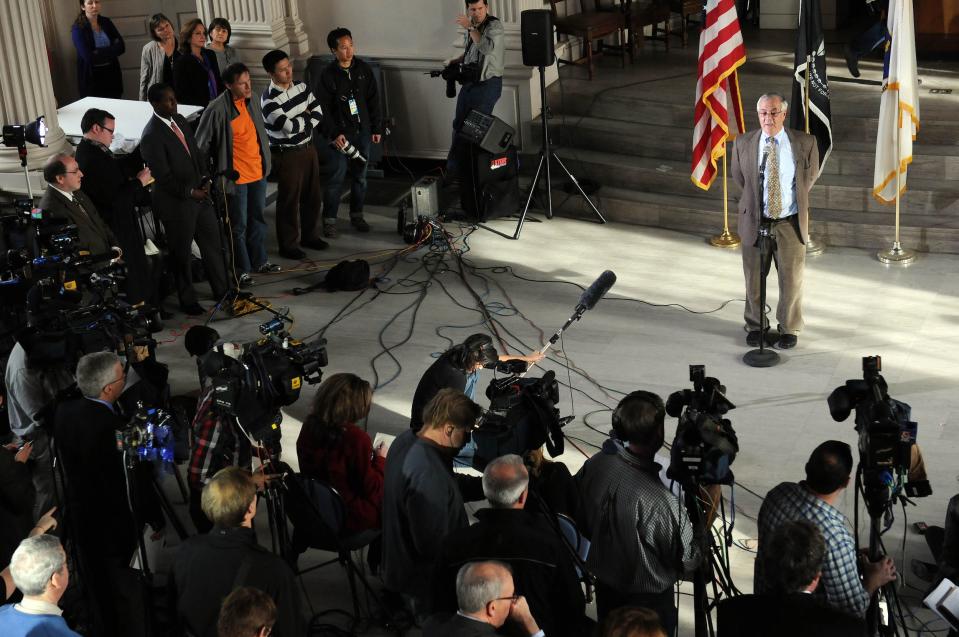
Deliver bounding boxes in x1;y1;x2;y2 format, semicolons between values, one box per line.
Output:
478;64;606;240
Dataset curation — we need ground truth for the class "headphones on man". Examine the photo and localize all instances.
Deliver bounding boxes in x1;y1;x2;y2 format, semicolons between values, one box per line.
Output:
457;333;498;370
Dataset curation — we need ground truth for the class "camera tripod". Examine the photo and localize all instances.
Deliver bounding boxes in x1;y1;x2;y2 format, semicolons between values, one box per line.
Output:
478;64;606;240
684;481;739;637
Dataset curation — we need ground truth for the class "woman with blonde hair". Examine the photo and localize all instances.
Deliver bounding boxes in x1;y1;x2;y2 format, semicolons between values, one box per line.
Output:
296;373;386;532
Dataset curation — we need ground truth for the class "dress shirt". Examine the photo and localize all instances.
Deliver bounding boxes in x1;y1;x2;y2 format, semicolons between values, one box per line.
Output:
455;612;545;637
16;597;63;616
48;185;75;203
757;127;797;218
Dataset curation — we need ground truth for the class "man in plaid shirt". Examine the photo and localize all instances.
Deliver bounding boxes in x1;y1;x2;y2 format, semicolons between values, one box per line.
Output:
755;440;897;617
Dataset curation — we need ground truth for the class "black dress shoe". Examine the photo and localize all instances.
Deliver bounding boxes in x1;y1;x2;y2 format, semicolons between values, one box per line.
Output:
844;44;860;78
746;330;773;347
302;238;330;251
775;334;798;349
182;303;206;316
279;247;307;260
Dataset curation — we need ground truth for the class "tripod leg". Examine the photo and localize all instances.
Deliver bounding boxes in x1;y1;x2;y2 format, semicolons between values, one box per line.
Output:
512;152;547;240
551;152;607;223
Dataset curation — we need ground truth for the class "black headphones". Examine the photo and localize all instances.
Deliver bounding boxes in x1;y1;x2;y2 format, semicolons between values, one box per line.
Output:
457;333;498;371
610;391;665;451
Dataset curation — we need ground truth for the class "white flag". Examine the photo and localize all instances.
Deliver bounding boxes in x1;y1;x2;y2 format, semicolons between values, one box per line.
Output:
873;0;920;204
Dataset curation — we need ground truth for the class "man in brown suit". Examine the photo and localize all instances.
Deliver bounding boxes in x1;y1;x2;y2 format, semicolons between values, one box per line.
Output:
732;93;819;350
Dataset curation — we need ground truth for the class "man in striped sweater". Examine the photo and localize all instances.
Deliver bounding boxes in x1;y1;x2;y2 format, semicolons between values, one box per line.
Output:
260;49;329;260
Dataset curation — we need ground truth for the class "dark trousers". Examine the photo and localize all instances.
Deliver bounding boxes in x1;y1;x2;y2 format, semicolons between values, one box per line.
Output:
595;580;677;637
159;200;229;308
447;76;503;176
322;131;372;222
272;144;323;251
849;16;887;57
741;216;805;335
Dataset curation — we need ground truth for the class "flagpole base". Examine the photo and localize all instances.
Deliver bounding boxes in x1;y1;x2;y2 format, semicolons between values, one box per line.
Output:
805;234;825;256
877;242;917;266
709;230;741;249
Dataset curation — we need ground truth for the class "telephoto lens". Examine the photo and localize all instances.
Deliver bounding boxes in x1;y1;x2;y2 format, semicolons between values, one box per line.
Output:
333;140;367;163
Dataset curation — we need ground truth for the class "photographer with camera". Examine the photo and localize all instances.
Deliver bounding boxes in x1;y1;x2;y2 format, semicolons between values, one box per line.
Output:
75;108;160;314
754;440;897;619
315;28;382;238
54;351;159;637
410;334;543;432
445;0;505;178
4;328;74;522
575;391;701;635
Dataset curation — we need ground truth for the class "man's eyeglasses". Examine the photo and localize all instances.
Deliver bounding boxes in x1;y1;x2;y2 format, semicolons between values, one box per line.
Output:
99;124;115;134
757;110;784;118
489;595;520;605
65;170;81;174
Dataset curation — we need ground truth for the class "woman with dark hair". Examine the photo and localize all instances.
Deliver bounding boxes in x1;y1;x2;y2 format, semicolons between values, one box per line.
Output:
296;373;386;532
206;17;241;79
172;19;222;108
409;333;544;431
138;13;180;100
71;0;125;98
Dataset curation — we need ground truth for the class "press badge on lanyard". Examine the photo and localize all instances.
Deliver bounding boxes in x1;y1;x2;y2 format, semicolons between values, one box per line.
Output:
348;96;359;117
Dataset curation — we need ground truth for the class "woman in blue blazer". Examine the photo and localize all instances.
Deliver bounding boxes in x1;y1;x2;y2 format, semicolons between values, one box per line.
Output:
71;0;125;98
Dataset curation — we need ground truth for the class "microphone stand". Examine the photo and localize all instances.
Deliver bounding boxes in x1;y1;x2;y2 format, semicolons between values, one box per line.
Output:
743;150;780;368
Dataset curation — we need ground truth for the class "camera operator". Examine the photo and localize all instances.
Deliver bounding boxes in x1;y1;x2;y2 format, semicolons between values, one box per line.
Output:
445;0;505;178
409;334;543;432
315;28;382;238
754;440;897;619
75;108;162;315
4;328;74;521
54;351;159;637
39;154;118;258
575;391;701;635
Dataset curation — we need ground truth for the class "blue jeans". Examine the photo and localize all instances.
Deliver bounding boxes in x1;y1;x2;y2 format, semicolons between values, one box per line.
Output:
447;76;503;176
322;131;372;223
230;178;268;274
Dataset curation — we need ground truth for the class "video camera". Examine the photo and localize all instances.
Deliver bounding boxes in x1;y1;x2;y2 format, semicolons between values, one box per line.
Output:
665;365;739;486
116;402;176;469
471;366;568;471
199;317;328;444
828;355;930;517
428;62;481;98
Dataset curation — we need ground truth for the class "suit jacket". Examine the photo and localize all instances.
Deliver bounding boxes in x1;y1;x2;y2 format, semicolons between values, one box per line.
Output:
38;187;115;256
731;128;819;245
432;508;586;637
139;113;208;217
717;592;865;637
423;613;498;637
53;398;135;561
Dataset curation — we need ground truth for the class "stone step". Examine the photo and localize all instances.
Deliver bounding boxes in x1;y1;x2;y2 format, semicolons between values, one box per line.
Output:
540;115;959;180
539;185;959;254
545;147;959;216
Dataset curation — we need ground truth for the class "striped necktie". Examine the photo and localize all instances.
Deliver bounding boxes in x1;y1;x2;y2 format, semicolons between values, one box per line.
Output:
765;137;782;219
170;121;191;156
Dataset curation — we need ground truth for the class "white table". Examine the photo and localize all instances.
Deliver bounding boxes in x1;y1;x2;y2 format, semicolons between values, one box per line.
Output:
56;97;202;152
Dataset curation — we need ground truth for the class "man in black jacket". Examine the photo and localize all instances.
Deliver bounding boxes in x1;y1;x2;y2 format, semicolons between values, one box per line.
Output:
75;108;162;312
170;466;304;637
54;351;141;637
383;389;483;617
431;454;587;636
315;28;382;237
38;154;117;257
140;82;229;316
717;519;864;637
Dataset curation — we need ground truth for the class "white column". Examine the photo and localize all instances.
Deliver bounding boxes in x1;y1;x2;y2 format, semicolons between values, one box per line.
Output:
0;0;70;172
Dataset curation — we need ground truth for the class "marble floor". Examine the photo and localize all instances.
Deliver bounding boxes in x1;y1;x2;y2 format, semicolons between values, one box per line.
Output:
149;197;959;635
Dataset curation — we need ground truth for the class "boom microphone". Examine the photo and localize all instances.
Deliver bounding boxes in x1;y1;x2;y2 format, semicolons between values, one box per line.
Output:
576;270;617;313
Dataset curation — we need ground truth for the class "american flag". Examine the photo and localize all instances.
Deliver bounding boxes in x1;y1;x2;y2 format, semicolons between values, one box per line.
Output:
691;0;747;191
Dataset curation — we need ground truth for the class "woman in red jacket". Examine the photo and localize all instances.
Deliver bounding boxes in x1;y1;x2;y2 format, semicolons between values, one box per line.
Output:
296;373;386;532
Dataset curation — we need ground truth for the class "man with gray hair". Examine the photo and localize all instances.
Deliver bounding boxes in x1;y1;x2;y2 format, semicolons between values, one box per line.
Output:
424;560;542;636
0;534;80;635
432;454;587;636
53;351;139;637
731;92;819;350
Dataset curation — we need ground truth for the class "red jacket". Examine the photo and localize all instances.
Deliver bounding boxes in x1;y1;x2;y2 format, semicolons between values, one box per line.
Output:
296;422;385;532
